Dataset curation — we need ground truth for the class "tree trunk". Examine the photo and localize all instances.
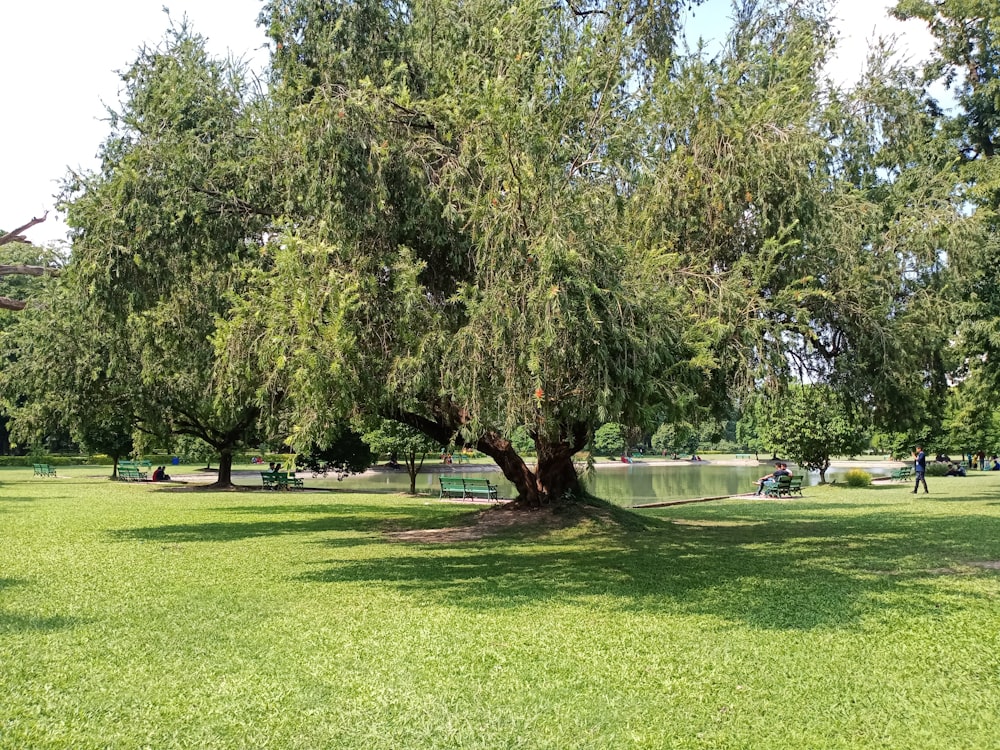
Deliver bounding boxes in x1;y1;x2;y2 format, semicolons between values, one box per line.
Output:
112;455;119;480
476;432;541;505
818;459;829;484
406;448;418;494
387;407;588;509
203;446;235;489
476;428;586;507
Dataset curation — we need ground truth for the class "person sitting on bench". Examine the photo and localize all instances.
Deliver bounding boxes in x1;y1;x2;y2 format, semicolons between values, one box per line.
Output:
755;462;790;495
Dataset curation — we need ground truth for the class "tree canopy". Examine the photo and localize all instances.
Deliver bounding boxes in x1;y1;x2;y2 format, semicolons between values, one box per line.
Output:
212;0;973;504
2;0;987;500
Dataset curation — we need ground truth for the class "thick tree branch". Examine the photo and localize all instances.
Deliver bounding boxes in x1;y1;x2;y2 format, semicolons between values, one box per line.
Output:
0;264;59;278
0;212;48;247
0;296;27;311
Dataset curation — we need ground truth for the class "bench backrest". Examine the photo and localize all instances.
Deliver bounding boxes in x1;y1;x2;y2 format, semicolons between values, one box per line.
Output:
439;477;466;488
464;478;492;488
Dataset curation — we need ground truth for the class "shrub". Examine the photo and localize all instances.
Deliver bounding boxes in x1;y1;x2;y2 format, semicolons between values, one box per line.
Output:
926;462;951;477
843;468;872;487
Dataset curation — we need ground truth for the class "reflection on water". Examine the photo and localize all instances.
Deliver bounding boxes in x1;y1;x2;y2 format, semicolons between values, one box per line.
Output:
312;462;894;507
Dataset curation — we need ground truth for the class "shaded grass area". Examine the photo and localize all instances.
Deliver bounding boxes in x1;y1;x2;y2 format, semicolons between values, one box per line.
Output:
0;467;999;748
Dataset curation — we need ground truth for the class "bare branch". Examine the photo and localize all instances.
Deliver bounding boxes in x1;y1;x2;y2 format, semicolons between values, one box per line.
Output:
0;212;48;247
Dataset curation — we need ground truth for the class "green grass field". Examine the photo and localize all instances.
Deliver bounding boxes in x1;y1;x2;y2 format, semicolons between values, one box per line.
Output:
1;466;999;749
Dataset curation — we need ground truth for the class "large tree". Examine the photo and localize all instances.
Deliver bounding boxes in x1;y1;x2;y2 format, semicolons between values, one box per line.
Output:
56;23;274;487
893;0;1000;396
214;0;972;506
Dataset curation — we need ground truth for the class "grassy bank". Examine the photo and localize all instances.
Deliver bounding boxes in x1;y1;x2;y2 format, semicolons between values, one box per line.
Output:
1;467;998;748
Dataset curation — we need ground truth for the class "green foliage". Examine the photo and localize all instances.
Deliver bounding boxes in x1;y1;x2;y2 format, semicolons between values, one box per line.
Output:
49;22;271;483
294;423;374;478
171;435;218;467
651;422;696;455
360;418;440;491
757;384;869;482
593;423;626;457
843;468;873;487
925;461;952;477
894;0;1000;403
509;426;535;457
361;419;441;461
0;277;136;460
944;377;1000;451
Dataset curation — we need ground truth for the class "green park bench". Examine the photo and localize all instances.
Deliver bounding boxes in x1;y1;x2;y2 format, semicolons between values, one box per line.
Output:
787;475;803;496
118;466;147;482
261;471;304;490
32;463;57;477
261;471;286;490
735;453;753;460
438;476;499;501
890;466;913;482
763;475;794;498
439;476;467;498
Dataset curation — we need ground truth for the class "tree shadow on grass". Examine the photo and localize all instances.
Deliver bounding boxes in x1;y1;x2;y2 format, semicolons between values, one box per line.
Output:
108;497;1000;631
0;578;81;634
110;502;481;543
297;508;1000;630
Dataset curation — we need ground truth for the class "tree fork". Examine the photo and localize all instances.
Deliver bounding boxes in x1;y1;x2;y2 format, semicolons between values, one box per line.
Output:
390;406;589;507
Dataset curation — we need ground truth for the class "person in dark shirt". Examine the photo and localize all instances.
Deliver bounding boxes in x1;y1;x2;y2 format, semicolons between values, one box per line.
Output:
755;462;791;495
912;446;928;493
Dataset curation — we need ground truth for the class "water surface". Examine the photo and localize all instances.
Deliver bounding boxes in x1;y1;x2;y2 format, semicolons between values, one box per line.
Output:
311;461;894;506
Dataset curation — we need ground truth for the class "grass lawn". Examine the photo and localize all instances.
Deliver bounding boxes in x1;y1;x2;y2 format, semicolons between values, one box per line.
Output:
1;466;999;749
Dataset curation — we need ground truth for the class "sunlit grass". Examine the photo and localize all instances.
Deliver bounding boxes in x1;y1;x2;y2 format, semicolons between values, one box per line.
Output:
1;467;999;748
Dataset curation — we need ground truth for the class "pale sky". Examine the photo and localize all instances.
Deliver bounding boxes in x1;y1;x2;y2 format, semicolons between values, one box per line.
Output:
2;0;936;246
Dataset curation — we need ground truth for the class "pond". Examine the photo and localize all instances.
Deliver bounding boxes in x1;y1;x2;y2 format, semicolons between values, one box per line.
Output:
309;461;897;507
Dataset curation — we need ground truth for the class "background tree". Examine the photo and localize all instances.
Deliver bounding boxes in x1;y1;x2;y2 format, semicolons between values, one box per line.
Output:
294;424;374;479
361;419;442;494
0;274;137;477
171;435;218;470
757;385;870;483
58;22;273;488
893;0;1000;403
944;376;1000;456
593;423;627;459
650;422;696;456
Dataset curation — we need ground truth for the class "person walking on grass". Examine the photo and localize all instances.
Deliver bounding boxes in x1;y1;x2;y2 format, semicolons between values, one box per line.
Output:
912;445;928;494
